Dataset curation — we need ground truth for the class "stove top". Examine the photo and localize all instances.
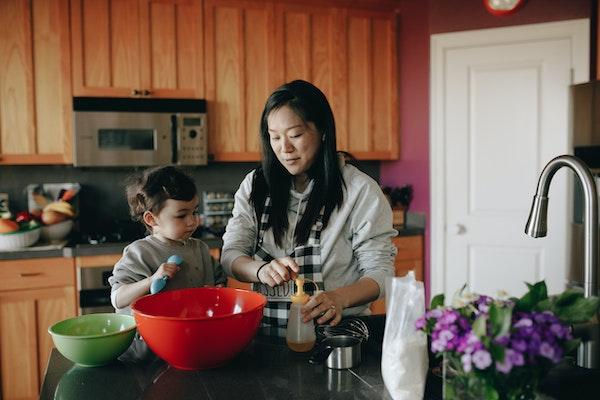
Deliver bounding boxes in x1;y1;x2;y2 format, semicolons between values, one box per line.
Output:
75;219;146;245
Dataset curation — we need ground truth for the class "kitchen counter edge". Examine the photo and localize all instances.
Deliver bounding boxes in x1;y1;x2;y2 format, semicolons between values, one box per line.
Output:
1;226;423;261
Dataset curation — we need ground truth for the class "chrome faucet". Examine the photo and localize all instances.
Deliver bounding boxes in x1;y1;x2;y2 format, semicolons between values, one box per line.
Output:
525;154;598;368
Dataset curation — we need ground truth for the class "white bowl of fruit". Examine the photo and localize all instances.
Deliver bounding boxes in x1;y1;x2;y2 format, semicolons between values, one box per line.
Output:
40;201;75;241
0;219;41;251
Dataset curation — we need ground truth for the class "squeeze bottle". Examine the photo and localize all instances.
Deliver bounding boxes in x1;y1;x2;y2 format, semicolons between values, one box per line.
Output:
286;277;316;352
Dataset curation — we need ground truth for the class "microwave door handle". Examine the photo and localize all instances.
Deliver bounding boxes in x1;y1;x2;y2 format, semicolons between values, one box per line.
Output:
171;114;178;164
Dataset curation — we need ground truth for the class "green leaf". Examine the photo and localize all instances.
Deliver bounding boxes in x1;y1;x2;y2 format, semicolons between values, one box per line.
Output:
473;314;487;338
555;287;584;307
515;281;548;312
431;293;445;309
536;298;552;311
553;296;600;324
484;385;500;400
564;338;581;355
489;342;505;362
489;303;513;338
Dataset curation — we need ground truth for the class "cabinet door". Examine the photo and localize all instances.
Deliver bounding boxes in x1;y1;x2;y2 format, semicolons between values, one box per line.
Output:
71;0;141;97
0;287;76;400
0;0;72;165
273;4;398;161
344;8;398;160
72;0;204;98
371;235;424;315
138;0;204;98
204;0;276;161
274;3;348;152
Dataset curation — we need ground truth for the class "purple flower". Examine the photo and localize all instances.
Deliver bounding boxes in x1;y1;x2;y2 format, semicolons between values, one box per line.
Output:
550;323;567;339
472;350;492;370
496;358;512;374
514;317;533;328
461;353;472;373
431;339;446;353
511;338;527;353
415;316;426;330
509;349;525;367
539;342;556;361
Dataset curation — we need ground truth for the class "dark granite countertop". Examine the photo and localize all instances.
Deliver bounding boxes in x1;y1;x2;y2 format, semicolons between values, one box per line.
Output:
38;314;600;400
40;316;437;400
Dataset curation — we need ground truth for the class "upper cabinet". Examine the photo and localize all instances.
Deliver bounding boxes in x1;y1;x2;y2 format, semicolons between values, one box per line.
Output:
71;0;204;99
274;3;399;160
204;0;399;161
204;0;277;161
0;0;72;165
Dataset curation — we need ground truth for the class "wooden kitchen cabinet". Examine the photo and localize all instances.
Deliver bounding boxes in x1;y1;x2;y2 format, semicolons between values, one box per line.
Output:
274;3;399;160
204;0;399;161
0;257;76;400
71;0;204;99
204;0;278;161
0;0;73;165
370;234;424;315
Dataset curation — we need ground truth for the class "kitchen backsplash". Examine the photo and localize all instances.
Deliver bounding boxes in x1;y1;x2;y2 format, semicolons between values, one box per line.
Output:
0;161;380;233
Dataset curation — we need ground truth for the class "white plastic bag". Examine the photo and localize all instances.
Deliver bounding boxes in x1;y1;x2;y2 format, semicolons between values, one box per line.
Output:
381;271;428;400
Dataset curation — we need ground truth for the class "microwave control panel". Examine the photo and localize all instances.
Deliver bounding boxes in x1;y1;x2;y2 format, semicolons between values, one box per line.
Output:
177;114;207;165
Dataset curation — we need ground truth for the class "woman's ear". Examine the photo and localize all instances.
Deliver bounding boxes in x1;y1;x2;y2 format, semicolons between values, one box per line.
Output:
143;211;157;227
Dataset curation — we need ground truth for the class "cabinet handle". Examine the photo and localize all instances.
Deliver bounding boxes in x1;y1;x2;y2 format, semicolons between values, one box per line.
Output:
19;272;42;277
131;89;142;96
142;89;152;96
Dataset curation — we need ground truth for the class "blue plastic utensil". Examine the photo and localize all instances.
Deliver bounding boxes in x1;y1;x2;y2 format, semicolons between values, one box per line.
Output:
150;255;183;294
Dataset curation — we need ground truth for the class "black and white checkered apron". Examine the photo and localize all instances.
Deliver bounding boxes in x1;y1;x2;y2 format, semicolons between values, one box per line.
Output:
252;196;325;337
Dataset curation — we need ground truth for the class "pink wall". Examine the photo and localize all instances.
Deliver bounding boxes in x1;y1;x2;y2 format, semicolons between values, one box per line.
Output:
379;0;593;300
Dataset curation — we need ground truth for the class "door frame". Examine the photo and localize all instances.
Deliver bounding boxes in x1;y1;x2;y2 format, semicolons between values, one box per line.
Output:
429;19;590;296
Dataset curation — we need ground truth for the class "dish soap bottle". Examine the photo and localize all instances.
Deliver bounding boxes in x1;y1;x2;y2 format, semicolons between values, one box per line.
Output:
286;277;316;352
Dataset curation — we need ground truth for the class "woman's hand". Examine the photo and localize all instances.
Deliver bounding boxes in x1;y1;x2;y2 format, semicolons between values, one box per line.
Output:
257;257;299;287
151;261;180;281
301;290;344;326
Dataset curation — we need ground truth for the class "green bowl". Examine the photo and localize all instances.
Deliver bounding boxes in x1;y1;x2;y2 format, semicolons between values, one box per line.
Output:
48;313;136;367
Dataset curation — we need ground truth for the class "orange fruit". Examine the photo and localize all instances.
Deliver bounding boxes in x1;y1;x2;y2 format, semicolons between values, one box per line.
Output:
0;219;19;233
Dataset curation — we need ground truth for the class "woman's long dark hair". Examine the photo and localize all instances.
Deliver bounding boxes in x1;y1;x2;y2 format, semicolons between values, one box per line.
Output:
251;80;344;247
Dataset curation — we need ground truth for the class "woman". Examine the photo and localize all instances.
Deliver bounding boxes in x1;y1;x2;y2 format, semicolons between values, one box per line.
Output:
221;80;396;333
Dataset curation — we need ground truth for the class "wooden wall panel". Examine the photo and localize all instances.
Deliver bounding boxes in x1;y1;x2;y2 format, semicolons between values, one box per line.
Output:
0;295;38;399
372;17;392;152
111;0;140;89
176;2;203;95
149;2;177;89
245;8;270;153
284;12;310;81
82;0;111;87
347;16;371;153
214;6;243;153
0;0;35;155
36;287;76;381
311;13;331;96
330;10;348;152
33;0;72;158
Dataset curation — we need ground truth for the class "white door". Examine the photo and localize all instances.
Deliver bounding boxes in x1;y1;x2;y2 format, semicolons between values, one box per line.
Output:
430;19;589;298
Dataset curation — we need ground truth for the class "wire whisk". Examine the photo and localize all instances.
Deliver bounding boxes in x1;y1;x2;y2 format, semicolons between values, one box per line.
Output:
316;317;369;342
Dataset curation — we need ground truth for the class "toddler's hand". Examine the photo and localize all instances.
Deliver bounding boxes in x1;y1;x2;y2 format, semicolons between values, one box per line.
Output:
152;261;180;281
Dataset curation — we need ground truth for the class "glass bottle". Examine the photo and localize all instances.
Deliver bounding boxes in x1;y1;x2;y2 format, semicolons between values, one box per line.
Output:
286;277;316;352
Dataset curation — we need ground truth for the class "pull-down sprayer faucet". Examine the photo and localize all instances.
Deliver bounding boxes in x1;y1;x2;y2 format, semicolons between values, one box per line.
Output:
525;154;598;369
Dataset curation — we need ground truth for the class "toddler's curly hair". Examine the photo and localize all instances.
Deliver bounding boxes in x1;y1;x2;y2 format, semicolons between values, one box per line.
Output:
125;166;197;227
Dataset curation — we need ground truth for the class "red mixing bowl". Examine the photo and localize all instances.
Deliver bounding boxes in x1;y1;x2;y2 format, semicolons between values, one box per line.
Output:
131;287;266;370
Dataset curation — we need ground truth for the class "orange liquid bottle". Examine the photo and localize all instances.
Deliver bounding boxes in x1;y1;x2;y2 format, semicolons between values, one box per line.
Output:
286;278;316;352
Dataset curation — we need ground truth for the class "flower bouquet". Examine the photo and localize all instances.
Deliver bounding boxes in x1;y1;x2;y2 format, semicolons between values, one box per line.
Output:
416;281;600;400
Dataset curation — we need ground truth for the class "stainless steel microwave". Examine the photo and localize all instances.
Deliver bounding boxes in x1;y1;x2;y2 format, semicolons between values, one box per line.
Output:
73;97;207;167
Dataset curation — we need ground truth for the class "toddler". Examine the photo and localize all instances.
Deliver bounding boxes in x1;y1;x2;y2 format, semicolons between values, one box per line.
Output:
109;165;226;315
